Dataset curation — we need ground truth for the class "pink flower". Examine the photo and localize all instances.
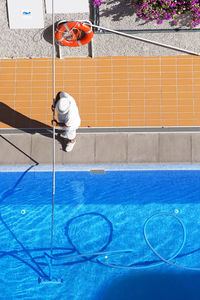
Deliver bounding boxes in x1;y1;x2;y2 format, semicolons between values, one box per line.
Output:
93;0;102;6
135;0;200;28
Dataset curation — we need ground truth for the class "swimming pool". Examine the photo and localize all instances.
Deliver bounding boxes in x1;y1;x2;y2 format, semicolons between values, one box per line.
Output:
1;165;200;300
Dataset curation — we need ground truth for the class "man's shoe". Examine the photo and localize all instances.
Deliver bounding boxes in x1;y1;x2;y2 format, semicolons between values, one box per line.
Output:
65;140;76;152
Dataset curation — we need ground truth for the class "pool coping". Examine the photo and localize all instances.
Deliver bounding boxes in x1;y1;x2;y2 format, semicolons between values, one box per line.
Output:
1;127;200;134
1;163;200;172
2;131;200;165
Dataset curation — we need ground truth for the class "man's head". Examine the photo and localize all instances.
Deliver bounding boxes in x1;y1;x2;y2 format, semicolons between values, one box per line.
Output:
56;94;71;114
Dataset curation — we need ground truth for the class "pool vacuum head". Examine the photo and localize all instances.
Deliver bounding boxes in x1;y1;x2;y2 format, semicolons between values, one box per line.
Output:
38;277;63;284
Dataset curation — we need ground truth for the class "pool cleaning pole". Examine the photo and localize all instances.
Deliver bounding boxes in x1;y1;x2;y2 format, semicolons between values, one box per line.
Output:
90;24;200;56
51;0;56;268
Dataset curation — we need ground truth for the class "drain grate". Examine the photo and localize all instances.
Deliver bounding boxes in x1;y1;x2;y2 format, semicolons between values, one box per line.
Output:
90;169;105;174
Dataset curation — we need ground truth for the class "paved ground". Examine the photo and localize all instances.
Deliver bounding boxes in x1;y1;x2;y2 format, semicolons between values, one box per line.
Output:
1;0;200;58
1;55;200;129
1;129;200;165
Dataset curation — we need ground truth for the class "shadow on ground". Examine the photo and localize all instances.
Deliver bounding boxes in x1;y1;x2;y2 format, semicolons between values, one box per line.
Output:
100;0;137;22
100;0;194;28
0;102;51;131
0;102;67;151
99;272;200;300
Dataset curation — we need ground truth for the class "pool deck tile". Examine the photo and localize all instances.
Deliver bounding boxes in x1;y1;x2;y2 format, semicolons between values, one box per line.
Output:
2;131;200;165
0;56;200;129
1;134;32;165
95;133;128;163
159;133;192;163
128;134;159;163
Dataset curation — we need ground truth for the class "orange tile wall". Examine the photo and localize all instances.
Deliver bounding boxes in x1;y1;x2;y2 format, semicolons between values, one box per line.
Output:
0;56;200;129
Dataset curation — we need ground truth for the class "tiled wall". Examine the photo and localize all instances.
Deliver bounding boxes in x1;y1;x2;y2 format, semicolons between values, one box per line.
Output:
0;56;200;129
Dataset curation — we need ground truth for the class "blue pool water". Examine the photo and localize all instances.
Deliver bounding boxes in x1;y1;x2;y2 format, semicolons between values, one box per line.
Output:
1;166;200;299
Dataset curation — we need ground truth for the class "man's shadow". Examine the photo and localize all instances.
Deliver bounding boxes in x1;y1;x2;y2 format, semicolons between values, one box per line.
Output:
0;102;67;151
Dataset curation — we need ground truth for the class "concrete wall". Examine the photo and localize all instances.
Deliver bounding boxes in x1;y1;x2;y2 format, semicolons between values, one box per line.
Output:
1;131;200;165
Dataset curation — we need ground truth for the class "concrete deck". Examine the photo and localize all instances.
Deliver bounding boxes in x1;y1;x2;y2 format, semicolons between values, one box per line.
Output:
1;130;200;165
1;0;200;58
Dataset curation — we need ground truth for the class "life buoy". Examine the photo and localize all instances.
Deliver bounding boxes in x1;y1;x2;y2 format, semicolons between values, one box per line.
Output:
55;22;94;47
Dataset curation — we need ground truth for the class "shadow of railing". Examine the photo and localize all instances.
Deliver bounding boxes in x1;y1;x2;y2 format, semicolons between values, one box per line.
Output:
0;135;39;165
0;163;50;279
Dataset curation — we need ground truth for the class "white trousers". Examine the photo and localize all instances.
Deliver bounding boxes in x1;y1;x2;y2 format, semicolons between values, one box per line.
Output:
62;127;77;140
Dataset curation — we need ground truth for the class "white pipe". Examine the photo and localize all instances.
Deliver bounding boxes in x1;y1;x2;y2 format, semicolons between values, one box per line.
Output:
91;24;200;56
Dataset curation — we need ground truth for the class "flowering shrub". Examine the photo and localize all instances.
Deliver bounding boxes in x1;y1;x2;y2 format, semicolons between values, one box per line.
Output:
92;0;200;28
93;0;102;6
136;0;200;28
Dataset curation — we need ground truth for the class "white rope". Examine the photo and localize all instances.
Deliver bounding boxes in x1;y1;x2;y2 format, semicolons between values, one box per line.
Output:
51;0;56;259
90;24;200;56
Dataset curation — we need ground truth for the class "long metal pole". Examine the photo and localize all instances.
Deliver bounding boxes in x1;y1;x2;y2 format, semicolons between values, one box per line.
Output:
91;24;200;56
95;28;200;34
51;0;56;262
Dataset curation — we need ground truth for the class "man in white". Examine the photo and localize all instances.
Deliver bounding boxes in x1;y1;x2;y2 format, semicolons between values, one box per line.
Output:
51;91;81;152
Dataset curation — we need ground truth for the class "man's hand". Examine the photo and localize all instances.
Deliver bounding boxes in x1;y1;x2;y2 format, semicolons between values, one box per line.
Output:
51;119;58;126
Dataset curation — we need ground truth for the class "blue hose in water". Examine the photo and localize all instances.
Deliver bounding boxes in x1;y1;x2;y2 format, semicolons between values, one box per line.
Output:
94;212;188;270
2;210;200;278
143;212;200;271
94;212;200;271
49;212;197;271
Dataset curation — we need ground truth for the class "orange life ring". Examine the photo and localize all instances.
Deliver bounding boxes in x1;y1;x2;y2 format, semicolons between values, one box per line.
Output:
55;22;94;47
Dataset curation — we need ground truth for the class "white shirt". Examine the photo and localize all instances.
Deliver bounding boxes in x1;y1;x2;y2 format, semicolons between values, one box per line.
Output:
57;93;81;128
